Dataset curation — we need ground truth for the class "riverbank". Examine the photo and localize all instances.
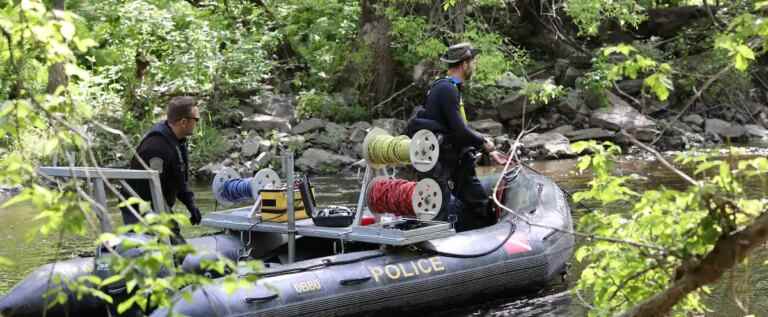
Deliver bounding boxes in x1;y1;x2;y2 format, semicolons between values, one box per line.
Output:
189;103;768;182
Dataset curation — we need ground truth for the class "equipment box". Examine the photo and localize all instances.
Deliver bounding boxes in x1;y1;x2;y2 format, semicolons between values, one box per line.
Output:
259;188;311;222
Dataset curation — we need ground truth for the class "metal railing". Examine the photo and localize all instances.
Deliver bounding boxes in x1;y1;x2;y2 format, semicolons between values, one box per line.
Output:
38;166;167;233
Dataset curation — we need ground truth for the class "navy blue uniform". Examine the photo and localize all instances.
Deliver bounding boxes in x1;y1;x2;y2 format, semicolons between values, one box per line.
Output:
121;121;200;242
406;77;495;231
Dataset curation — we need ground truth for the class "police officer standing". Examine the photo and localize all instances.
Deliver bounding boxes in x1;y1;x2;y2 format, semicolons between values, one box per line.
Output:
406;43;506;232
122;96;202;244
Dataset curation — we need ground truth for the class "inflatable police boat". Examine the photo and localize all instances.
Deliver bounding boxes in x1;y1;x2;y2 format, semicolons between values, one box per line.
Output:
152;165;574;317
0;156;573;317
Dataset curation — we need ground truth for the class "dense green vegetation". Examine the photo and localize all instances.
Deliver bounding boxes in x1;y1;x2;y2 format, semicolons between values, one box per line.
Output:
1;0;768;316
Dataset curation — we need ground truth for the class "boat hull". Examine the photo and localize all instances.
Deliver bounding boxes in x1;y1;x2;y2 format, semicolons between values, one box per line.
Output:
155;166;574;316
0;234;245;317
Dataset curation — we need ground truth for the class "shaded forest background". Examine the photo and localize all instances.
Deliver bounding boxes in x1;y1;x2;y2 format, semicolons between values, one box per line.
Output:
4;0;767;172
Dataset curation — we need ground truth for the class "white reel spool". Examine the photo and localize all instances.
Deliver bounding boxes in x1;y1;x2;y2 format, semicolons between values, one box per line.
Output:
411;178;442;220
365;177;442;220
212;167;281;207
361;127;439;172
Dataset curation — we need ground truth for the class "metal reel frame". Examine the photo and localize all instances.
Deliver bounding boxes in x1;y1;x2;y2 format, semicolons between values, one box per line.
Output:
361;127;439;172
411;178;442;220
365;176;442;220
212;167;242;207
409;129;439;172
250;168;281;199
212;167;282;207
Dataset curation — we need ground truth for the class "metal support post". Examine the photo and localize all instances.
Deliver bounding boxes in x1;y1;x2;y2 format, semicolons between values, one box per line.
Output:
353;165;372;227
284;152;296;264
91;179;113;233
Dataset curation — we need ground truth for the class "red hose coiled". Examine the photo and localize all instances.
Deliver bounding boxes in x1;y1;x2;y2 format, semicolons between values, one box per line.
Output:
368;178;417;217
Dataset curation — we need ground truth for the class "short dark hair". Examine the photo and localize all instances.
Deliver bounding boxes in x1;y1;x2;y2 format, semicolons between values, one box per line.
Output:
167;96;197;123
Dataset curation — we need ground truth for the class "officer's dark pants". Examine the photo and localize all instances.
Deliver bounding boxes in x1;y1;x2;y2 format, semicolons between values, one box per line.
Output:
420;150;496;232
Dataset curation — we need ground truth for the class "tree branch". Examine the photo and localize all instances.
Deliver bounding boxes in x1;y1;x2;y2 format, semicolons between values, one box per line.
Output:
370;82;416;114
620;130;699;187
702;0;725;30
619;207;768;317
652;65;732;145
608;262;662;302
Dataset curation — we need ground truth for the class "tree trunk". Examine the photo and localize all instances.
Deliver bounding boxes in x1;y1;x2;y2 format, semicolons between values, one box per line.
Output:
454;0;467;33
428;0;466;34
358;0;396;107
514;0;586;59
46;0;67;94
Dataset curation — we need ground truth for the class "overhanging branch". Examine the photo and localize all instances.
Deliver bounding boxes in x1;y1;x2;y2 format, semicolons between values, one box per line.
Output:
619;208;768;317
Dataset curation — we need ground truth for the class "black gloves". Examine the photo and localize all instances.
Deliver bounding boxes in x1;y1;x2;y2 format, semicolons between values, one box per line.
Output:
189;207;202;225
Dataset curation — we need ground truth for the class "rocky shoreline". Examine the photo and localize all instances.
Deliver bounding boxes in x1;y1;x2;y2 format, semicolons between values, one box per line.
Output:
193;84;768;181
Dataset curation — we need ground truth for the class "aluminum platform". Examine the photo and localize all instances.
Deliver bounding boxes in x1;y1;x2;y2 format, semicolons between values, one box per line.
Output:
202;209;455;246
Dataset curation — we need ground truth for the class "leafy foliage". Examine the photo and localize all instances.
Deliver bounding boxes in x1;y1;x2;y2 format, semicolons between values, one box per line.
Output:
0;1;258;315
296;89;368;123
520;79;566;105
388;11;446;68
571;140;767;315
565;0;647;36
583;44;674;103
272;0;359;90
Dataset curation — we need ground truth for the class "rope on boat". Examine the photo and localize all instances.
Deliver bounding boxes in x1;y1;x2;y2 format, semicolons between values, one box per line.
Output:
368;178;417;217
365;177;442;219
220;178;255;203
362;128;439;172
367;134;412;165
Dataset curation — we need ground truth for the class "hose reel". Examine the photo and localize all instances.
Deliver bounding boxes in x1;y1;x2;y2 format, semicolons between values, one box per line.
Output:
365;177;442;221
212;167;281;207
362;127;440;172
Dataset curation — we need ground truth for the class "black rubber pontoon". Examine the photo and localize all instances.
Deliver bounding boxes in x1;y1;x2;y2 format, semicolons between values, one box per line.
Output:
0;234;245;317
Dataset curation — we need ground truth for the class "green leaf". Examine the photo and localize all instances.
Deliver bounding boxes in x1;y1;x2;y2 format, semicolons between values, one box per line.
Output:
77;275;102;285
575;246;592;262
0;16;12;33
150;225;174;237
90;289;113;304
734;54;749;71
64;63;90;80
59;20;75;41
577;156;592;172
1;191;31;208
126;279;137;294
42;138;59;156
694;160;722;175
644;73;672;101
604;44;635;56
117;295;137;314
117;197;147;209
101;275;124;287
736;44;755;60
0;256;13;267
73;38;98;52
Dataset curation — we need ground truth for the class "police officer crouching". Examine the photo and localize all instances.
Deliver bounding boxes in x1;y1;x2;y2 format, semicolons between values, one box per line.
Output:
406;43;507;232
121;96;203;244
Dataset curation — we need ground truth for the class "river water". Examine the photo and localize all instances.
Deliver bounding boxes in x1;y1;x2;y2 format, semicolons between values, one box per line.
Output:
0;157;766;316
